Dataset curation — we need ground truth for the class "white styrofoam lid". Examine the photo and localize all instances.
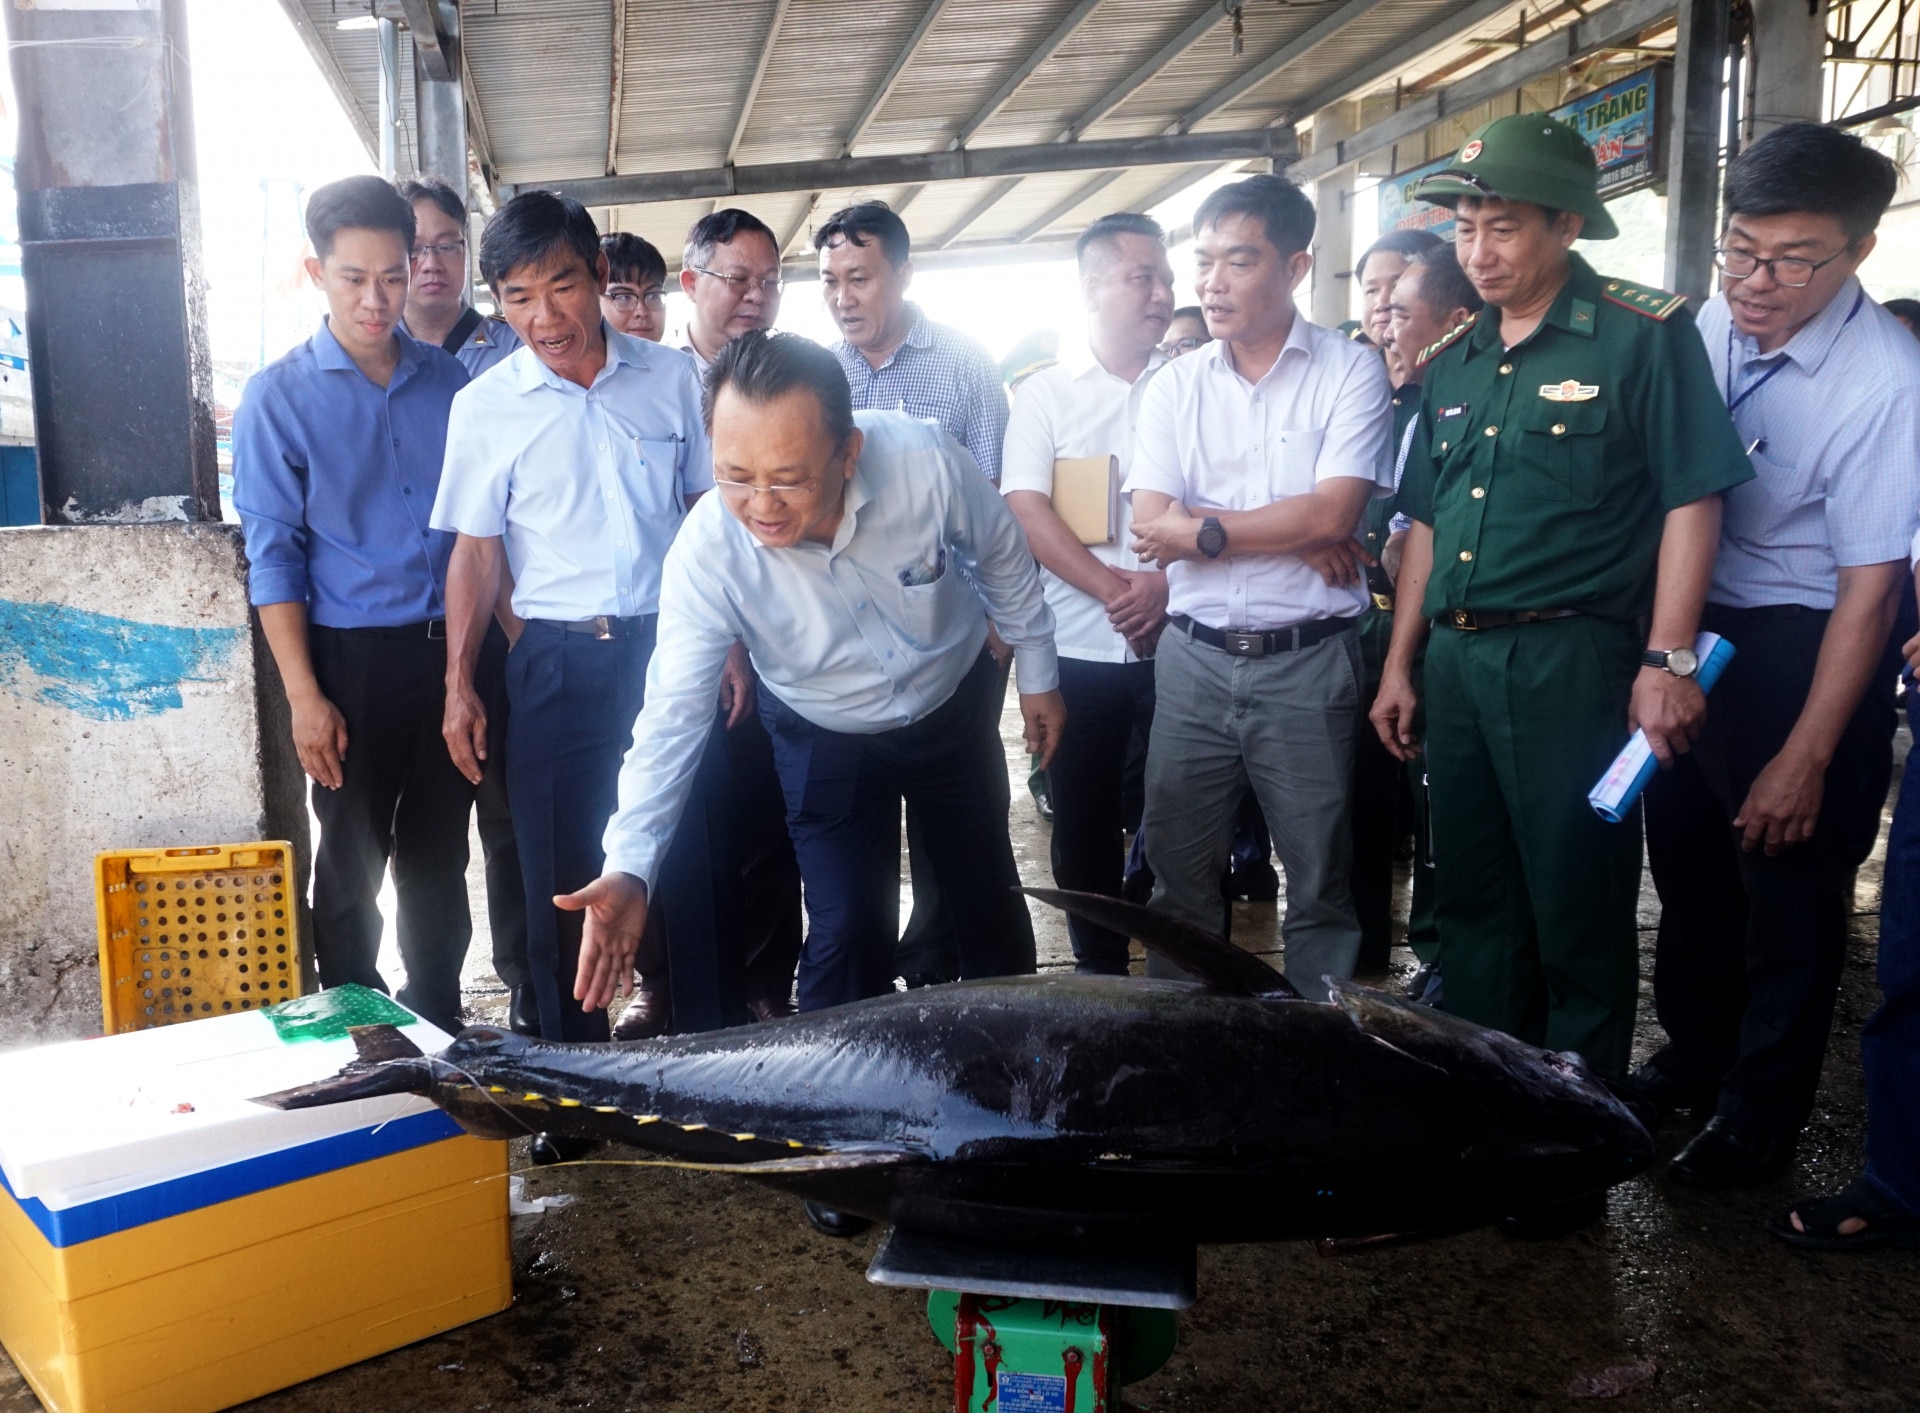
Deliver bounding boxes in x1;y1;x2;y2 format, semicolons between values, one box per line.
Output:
0;1004;452;1209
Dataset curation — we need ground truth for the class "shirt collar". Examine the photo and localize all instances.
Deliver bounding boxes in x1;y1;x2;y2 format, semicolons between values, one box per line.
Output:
511;320;639;394
1738;275;1864;375
1069;346;1168;384
1203;313;1311;384
1465;252;1602;358
313;317;426;387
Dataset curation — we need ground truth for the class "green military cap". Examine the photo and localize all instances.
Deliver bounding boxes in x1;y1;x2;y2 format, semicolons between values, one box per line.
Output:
1412;113;1618;240
1001;328;1060;389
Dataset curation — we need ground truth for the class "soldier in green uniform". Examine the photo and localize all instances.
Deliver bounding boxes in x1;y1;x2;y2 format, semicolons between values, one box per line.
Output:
1370;115;1754;1106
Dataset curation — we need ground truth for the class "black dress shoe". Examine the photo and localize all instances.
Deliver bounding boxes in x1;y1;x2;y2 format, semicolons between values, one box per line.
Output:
747;996;796;1023
802;1200;873;1238
1498;1190;1606;1240
900;970;955;991
1619;1062;1718;1123
610;984;672;1041
1668;1116;1797;1190
507;986;541;1037
1226;860;1281;902
529;1132;597;1167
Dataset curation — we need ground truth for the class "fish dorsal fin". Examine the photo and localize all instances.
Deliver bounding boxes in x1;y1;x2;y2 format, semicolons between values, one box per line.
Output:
348;1024;424;1064
1022;888;1299;999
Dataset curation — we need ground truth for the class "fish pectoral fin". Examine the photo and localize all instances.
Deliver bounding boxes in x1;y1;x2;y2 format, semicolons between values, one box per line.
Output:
1022;887;1299;1000
600;1149;928;1177
348;1024;425;1064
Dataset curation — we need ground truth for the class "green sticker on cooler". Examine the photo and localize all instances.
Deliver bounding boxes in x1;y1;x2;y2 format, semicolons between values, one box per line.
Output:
264;983;415;1042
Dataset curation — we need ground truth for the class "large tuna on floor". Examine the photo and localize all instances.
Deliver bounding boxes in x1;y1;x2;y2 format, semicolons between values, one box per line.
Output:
254;890;1654;1248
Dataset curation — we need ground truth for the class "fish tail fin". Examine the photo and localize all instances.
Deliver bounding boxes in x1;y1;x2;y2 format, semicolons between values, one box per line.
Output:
1021;888;1299;999
250;1024;435;1110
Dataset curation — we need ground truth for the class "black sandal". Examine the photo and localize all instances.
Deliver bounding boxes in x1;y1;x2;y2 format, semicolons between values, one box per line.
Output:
1767;1177;1920;1251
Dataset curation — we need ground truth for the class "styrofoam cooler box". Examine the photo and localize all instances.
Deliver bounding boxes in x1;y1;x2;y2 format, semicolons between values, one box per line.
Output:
0;988;511;1413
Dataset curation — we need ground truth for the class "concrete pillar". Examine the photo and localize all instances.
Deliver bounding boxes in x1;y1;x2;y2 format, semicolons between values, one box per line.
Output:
1309;103;1361;327
1663;0;1731;302
0;526;307;1046
378;18;402;180
5;0;218;524
1749;0;1828;135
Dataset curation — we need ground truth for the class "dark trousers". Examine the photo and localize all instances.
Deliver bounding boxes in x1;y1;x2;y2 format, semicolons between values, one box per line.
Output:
895;653;1015;983
1047;657;1156;974
308;622;476;1033
726;700;805;1006
1350;695;1403;973
505;619;736;1041
1646;603;1895;1137
1865;718;1920;1217
763;650;1037;1011
473;623;530;997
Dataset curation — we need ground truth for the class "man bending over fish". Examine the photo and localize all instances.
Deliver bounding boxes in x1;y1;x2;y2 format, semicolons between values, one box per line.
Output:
564;331;1064;1023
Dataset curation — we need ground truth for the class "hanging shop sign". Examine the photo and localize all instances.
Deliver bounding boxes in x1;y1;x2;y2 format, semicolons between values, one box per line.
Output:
1378;63;1670;236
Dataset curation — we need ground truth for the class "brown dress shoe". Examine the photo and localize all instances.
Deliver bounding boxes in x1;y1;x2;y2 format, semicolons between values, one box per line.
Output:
611;984;672;1041
747;996;796;1023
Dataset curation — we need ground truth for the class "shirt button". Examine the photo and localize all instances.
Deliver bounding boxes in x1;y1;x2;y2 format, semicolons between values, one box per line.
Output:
1498;363;1513;375
598;442;607;451
1440;441;1450;452
1470;487;1485;499
856;601;867;610
1551;423;1567;436
886;650;895;659
1459;550;1474;562
1484;425;1498;437
403;487;412;495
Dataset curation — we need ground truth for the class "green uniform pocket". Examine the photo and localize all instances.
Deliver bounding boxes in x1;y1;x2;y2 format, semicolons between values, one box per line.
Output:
1517;399;1607;505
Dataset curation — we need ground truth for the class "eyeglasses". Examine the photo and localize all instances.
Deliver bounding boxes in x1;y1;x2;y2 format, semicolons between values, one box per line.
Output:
606;288;666;310
1160;335;1207;355
1713;245;1852;288
690;266;784;296
711;475;819;503
410;239;466;263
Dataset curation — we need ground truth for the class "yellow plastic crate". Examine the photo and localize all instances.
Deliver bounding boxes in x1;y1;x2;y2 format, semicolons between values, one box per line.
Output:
95;843;305;1034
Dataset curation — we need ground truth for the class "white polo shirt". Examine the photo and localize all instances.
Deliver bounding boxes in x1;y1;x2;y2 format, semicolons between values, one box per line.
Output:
1124;315;1393;631
1000;352;1166;663
430;330;713;621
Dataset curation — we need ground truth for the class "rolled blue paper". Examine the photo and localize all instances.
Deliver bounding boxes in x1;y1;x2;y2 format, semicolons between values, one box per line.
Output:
1588;633;1736;823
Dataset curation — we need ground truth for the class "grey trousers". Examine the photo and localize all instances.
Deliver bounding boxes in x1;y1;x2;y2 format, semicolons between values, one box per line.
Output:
1142;622;1363;1000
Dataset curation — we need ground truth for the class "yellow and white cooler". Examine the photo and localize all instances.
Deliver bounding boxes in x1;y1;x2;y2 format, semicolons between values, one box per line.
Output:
0;986;510;1413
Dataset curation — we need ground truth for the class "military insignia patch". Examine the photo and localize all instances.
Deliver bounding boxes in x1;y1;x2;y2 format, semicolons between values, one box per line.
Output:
1436;404;1469;420
1601;280;1688;320
1417;312;1477;367
1539;380;1599;402
1460;139;1483;162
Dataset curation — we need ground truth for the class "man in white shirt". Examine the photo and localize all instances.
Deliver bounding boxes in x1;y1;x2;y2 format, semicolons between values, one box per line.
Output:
1128;175;1393;1000
430;192;725;1058
1003;212;1173;974
678;208;784;372
562;331;1063;1022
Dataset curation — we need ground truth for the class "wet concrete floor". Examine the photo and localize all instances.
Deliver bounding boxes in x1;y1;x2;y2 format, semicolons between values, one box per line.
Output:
5;705;1918;1410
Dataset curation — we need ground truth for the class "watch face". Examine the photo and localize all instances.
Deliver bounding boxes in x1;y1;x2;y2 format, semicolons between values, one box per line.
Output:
1669;647;1699;677
1197;520;1226;557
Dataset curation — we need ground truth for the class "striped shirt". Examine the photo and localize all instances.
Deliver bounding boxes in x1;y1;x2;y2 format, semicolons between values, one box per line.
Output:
832;305;1008;482
1696;280;1920;607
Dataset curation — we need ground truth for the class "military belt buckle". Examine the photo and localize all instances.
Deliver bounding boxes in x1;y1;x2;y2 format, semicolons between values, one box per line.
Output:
1372;593;1394;613
594;615;614;641
1223;630;1267;657
1451;610;1476;631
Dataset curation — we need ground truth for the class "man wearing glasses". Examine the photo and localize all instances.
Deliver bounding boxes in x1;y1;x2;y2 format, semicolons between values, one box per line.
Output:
399;176;521;376
678;208;785;371
1635;124;1920;1191
1370;117;1754;1235
600;232;669;343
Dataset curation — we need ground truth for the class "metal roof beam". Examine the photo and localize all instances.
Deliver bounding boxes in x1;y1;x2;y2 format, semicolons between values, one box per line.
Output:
951;0;1106;150
1173;0;1395;133
842;0;957;157
1284;0;1532;121
509;125;1298;207
727;0;793;164
1288;0;1675;180
397;0;456;82
1015;168;1124;242
933;176;1025;248
606;0;626;176
1064;0;1230;142
275;0;378;159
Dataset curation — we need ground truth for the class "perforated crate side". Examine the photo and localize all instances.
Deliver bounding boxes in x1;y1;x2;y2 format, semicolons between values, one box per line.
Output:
95;843;305;1033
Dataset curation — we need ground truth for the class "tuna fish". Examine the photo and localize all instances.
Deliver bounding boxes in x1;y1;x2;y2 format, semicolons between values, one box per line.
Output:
255;890;1654;1247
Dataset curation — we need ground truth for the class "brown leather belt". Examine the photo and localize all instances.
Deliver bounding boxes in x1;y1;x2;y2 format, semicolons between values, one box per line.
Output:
1434;608;1582;632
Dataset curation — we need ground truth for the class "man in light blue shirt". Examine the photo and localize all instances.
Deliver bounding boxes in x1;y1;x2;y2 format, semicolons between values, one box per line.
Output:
1639;124;1920;1191
430;192;723;1062
564;331;1062;1027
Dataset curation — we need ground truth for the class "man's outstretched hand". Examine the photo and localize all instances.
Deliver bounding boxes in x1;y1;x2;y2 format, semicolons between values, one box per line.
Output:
557;872;649;1012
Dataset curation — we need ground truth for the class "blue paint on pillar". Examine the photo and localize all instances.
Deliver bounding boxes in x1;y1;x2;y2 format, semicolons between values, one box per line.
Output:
0;599;242;720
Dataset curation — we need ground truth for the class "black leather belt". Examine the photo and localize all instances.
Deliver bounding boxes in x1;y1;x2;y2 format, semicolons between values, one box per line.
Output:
1173;613;1355;657
1435;608;1582;631
534;614;655;640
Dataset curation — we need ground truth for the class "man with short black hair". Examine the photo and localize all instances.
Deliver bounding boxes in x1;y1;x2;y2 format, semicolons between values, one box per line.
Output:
680;208;784;370
235;175;475;1034
399;175;520;376
431;192;720;1062
1002;211;1173;974
601;232;668;342
1126;174;1393;1000
1638;122;1920;1189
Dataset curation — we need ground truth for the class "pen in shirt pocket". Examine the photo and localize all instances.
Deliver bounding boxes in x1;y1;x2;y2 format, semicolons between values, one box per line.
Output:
899;548;946;587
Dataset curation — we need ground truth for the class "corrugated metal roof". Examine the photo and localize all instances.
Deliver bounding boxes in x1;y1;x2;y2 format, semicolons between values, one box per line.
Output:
289;0;1657;266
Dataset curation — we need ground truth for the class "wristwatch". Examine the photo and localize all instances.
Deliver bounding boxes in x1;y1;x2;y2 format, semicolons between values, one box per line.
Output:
1641;646;1700;678
1196;516;1228;559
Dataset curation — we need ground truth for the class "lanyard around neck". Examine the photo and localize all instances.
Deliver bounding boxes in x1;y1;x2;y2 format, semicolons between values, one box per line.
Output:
1725;287;1863;415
